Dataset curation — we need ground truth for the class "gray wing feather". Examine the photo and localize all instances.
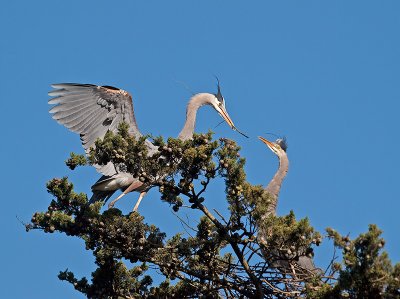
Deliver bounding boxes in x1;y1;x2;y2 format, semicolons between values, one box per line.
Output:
49;83;144;176
49;83;158;176
52;102;98;123
49;84;141;143
49;99;93;113
93;162;117;176
72;107;104;132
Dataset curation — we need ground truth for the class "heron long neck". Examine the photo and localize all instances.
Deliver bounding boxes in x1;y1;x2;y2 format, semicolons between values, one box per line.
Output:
263;153;289;217
178;93;214;141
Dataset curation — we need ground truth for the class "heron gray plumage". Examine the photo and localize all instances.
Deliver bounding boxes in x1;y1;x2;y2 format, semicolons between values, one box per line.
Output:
49;84;158;175
258;136;288;218
49;82;242;211
105;85;242;210
257;136;321;276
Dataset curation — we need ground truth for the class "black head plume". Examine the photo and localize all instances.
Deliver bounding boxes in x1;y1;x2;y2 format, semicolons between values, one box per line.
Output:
214;76;224;103
264;132;288;151
276;137;288;152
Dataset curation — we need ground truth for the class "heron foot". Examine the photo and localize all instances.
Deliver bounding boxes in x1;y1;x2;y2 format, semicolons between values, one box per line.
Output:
108;194;125;209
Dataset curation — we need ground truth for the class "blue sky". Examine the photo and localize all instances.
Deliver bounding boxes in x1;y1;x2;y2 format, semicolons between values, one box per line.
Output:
1;1;400;298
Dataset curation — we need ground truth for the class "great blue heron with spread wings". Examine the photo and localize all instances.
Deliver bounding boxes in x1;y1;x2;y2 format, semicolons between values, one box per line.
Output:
257;136;321;276
49;81;246;211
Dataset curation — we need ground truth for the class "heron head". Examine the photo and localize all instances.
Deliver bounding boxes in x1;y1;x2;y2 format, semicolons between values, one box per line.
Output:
208;79;248;138
210;78;235;129
259;136;288;156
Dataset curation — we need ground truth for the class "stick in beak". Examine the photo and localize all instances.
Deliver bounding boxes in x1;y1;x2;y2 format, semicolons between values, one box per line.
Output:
219;106;249;138
233;126;249;138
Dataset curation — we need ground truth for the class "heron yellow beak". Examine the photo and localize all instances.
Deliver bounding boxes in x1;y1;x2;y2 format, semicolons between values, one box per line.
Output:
258;136;275;151
219;108;249;138
214;102;249;138
218;106;235;129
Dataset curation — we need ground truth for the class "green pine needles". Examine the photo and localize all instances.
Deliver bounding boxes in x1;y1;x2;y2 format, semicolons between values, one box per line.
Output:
28;124;400;298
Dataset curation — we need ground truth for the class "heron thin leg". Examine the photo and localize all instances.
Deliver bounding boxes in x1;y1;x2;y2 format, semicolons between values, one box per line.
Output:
133;192;147;212
108;192;127;209
108;181;144;209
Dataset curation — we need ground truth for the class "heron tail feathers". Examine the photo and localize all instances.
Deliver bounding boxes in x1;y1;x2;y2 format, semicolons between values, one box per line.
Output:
89;190;116;203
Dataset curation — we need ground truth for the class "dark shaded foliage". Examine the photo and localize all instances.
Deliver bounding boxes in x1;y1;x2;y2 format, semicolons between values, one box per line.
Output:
28;124;400;298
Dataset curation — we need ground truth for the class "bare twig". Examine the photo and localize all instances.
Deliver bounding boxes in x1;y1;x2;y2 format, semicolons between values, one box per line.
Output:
197;202;265;298
213;208;229;225
172;212;196;237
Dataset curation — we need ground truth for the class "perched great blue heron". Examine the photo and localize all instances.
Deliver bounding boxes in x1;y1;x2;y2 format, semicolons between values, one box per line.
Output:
99;83;245;210
258;136;321;275
258;136;289;218
49;81;244;210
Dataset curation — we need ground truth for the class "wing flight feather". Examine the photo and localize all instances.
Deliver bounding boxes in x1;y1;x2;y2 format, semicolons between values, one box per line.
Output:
49;83;146;175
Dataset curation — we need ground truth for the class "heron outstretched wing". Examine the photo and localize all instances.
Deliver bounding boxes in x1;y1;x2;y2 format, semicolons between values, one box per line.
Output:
49;83;147;175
